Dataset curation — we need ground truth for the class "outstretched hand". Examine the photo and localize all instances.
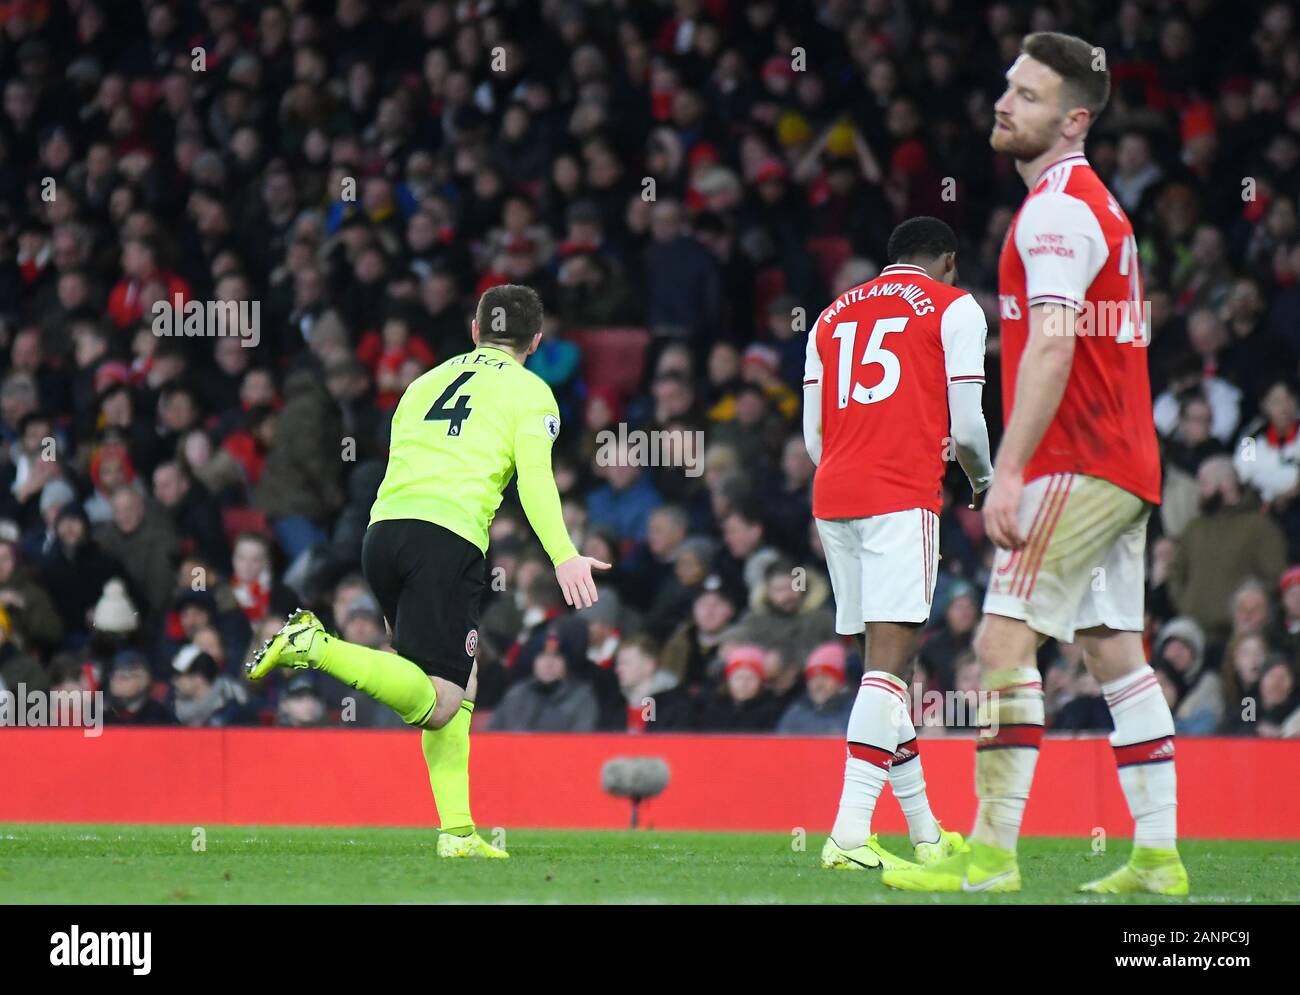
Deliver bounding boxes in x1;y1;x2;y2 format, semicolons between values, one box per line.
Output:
555;555;613;609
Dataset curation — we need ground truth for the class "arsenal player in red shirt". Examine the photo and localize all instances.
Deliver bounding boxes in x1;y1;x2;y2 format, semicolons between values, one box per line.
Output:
884;33;1188;897
804;216;993;871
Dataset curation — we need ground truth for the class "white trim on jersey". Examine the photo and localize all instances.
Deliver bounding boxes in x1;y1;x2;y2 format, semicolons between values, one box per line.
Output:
802;324;824;465
803;321;823;386
941;294;994;494
940;292;988;384
1014;190;1109;311
879;263;929;277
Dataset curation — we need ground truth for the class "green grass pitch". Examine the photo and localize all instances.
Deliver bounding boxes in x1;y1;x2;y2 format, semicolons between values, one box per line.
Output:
3;825;1298;904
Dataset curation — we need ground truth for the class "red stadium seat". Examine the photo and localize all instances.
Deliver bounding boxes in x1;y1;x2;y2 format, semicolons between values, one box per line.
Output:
566;327;650;398
222;506;272;544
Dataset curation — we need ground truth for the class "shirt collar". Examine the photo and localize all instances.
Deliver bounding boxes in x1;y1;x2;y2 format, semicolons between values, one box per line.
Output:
880;263;928;277
477;343;522;366
1033;151;1090;187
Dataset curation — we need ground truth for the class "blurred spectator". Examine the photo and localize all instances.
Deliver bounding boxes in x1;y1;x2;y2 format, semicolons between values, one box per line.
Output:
94;488;179;615
45;654;95;725
586;456;661;546
489;624;598;732
918;583;980;694
229;532;290;628
1234;379;1300;555
1153;353;1241;445
661;573;740;689
644;534;714;638
1112;131;1164;214
622;504;690;609
1256;658;1300;737
775;642;853;735
277;675;330;728
1276;567;1300;657
1168;456;1286;640
1153;616;1223;735
614;636;692;733
1160;393;1226;539
36;504;123;640
103;650;173;725
645;198;721;340
1051;663;1113;732
695;643;783;732
151;460;228;567
156;587;249;678
0;538;62;652
0;604;47;694
728;557;836;672
767;435;815;557
1228;577;1275;645
715;502;781;596
20;473;75;562
170;645;254;728
254;368;344;561
575;589;625;729
1219;632;1270;734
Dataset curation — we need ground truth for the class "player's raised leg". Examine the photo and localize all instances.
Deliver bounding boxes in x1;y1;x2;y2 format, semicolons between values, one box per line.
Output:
248;608;448;727
1076;625;1185;894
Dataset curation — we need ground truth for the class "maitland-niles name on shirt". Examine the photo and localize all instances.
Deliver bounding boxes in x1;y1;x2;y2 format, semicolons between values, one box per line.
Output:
820;281;936;322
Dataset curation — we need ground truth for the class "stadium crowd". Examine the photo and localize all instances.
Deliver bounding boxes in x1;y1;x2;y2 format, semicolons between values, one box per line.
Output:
1;0;1299;738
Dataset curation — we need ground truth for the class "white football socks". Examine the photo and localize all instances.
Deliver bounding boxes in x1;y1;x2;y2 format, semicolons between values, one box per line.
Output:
1102;665;1178;851
830;671;909;850
889;707;941;845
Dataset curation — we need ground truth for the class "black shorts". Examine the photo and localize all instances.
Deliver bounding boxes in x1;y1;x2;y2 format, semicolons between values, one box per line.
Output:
361;519;485;688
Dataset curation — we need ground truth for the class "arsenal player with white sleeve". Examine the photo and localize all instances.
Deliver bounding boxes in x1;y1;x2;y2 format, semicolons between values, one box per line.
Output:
803;217;993;872
884;33;1188;897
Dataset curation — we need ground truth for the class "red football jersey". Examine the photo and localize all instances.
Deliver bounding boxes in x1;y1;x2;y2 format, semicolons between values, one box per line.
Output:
997;151;1161;504
805;263;987;519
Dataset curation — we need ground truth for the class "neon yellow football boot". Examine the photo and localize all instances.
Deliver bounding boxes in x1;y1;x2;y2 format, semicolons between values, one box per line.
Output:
882;839;1021;892
913;822;970;866
246;608;326;680
437;831;510;859
1079;847;1188;896
821;834;916;871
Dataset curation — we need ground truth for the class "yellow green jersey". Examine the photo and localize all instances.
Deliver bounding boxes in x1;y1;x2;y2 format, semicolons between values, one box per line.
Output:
369;345;579;566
